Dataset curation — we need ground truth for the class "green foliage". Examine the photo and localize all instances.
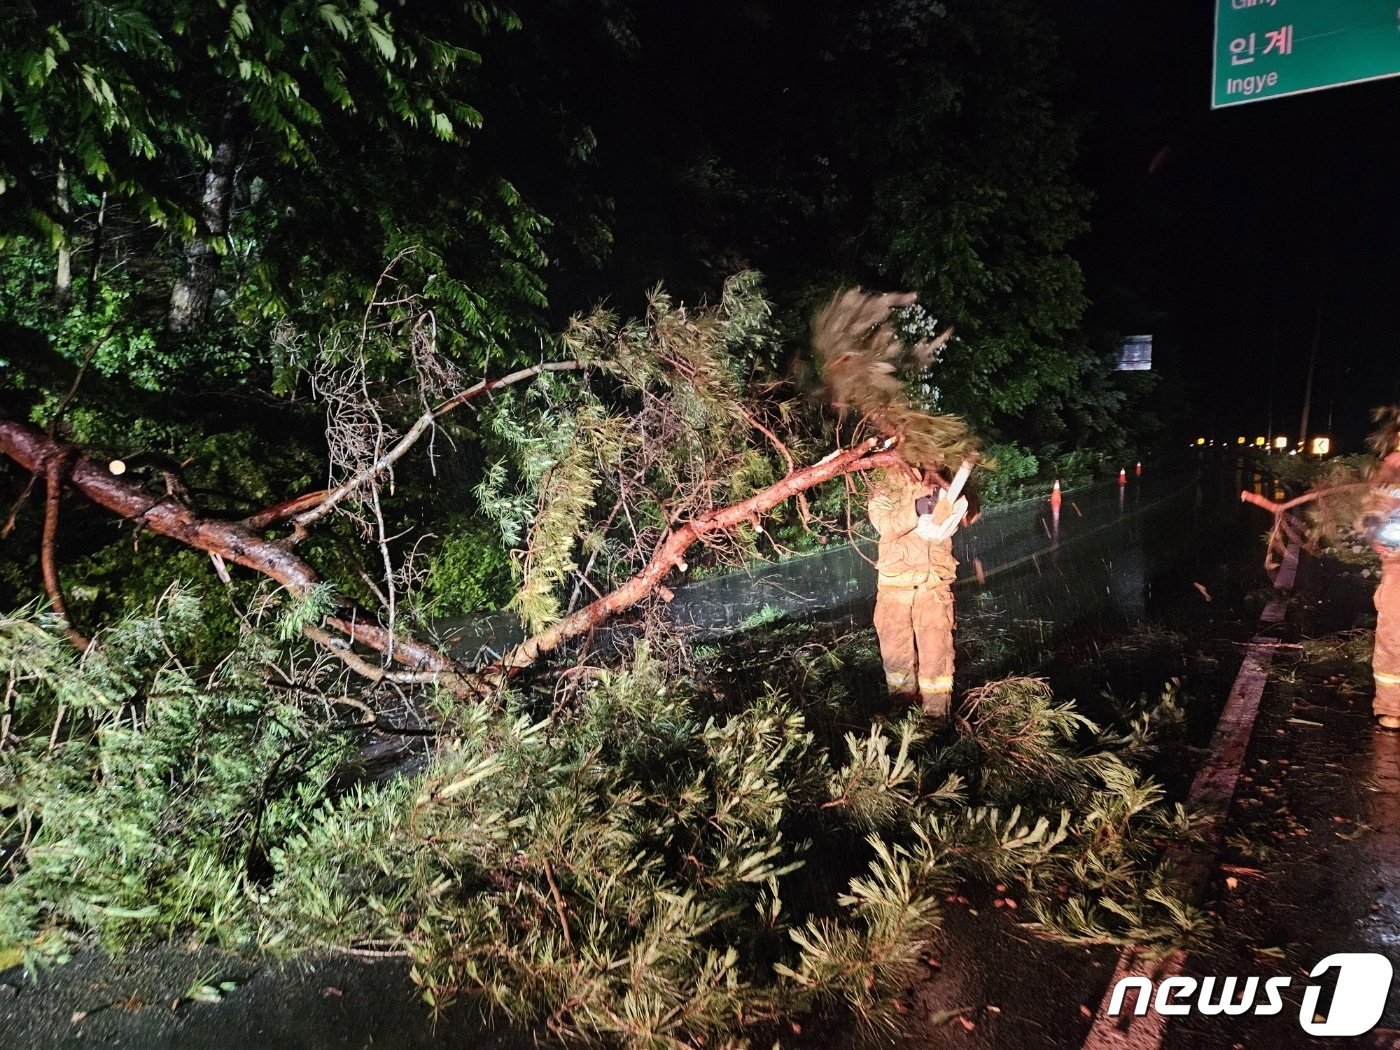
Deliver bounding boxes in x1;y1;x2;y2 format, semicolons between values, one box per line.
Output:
267;659;1198;1043
478;273;815;618
0;0;552;365
1300;629;1373;667
977;441;1039;503
2;597;1201;1044
0;590;356;967
0;235;168;394
0;1;503;231
505;406;620;633
737;604;787;631
421;517;515;616
958;677;1102;803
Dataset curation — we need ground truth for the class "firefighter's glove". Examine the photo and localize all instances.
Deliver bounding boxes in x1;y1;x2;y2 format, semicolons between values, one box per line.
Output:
917;492;967;542
1373;509;1400;553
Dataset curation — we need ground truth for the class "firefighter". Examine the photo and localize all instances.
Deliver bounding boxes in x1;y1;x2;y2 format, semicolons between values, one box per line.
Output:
868;462;975;719
1362;418;1400;730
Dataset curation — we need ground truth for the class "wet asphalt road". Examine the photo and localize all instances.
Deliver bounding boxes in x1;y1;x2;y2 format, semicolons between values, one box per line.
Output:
11;462;1397;1049
1159;554;1400;1050
890;547;1400;1049
433;462;1260;662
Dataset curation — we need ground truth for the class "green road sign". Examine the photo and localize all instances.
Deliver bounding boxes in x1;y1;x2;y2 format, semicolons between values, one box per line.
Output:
1214;1;1400;108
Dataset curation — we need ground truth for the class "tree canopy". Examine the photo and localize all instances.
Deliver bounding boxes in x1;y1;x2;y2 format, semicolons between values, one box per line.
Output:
0;0;547;345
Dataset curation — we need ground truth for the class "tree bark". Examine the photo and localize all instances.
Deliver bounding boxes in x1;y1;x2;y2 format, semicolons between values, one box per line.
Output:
167;104;241;337
40;451;89;651
54;162;72;313
85;191;108;313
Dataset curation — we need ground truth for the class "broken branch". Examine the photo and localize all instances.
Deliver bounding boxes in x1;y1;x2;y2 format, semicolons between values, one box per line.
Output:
41;451;89;651
1;417;476;695
503;439;903;668
288;360;588;533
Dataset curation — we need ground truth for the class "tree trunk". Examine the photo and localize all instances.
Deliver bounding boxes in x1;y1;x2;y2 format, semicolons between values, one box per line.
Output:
54;163;72;312
167;105;241;337
85;191;107;313
0;417;475;694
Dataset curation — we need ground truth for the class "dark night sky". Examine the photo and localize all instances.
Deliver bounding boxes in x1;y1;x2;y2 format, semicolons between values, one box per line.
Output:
1065;0;1400;452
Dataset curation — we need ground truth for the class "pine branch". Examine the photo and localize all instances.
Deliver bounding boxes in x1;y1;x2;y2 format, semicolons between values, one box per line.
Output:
502;440;905;669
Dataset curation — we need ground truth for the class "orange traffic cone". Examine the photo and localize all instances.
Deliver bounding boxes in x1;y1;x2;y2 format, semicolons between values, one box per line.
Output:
1118;468;1127;485
1049;479;1062;509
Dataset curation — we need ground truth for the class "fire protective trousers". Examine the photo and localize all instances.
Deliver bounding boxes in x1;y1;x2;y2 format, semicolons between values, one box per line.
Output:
1374;560;1400;719
873;575;955;715
1363;452;1400;719
869;469;961;715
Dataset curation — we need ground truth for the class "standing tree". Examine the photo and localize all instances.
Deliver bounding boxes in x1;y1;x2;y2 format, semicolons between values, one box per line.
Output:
537;0;1125;467
0;0;546;346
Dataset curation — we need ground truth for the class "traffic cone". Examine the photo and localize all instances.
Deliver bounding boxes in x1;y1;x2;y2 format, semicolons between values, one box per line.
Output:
1118;468;1127;485
1049;479;1062;509
1135;461;1143;477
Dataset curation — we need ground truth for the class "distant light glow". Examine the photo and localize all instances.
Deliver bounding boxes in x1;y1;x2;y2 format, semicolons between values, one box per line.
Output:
1196;437;1206;446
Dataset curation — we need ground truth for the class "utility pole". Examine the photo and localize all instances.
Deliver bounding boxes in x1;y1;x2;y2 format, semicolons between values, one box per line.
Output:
1300;287;1324;448
1266;323;1277;449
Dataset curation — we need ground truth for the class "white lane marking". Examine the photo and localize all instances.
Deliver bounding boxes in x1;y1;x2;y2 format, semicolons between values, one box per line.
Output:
1081;543;1299;1050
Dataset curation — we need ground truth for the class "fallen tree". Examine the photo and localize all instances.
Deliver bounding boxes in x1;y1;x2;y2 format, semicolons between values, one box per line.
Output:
0;416;905;688
1;275;972;695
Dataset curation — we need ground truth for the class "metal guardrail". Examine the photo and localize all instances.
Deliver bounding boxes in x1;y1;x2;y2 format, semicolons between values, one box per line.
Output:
437;467;1264;661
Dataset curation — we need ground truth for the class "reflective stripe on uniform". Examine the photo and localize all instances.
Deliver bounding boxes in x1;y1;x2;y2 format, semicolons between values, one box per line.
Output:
886;671;914;689
1375;671;1400;686
919;675;954;695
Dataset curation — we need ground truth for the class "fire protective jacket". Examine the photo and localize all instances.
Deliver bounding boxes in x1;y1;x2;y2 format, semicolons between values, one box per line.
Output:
868;470;958;587
1364;451;1400;719
868;468;962;715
